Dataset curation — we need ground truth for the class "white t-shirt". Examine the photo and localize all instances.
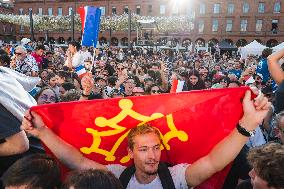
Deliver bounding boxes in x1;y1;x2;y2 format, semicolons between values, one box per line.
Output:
107;163;191;189
72;52;84;68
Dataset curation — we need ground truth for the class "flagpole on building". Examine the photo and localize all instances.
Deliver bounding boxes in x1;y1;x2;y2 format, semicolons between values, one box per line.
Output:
29;9;34;41
71;9;75;41
128;9;131;48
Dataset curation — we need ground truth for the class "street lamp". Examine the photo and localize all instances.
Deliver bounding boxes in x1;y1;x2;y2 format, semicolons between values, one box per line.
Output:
128;9;131;48
29;9;34;41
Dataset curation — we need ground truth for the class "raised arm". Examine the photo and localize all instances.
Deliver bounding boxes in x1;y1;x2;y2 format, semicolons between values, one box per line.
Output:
21;111;107;171
267;49;284;85
185;89;271;187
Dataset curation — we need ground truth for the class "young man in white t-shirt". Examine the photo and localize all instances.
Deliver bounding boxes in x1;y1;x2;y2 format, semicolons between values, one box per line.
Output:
21;89;271;189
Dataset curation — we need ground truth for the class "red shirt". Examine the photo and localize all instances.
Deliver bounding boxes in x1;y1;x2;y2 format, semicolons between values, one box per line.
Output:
31;52;43;66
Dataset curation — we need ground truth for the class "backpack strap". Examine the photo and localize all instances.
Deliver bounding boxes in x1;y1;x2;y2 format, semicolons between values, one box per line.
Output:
119;164;136;189
119;162;176;189
158;162;176;189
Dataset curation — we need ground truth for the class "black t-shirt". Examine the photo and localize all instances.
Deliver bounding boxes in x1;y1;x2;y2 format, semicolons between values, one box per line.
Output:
0;104;21;141
275;80;284;114
0;104;45;177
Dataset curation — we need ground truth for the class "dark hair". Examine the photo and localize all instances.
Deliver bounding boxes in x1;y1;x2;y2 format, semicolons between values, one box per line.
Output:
34;86;59;103
228;80;241;87
61;82;76;91
0;53;11;67
46;72;57;81
108;76;118;87
62;169;123;189
187;70;206;90
262;48;272;58
247;143;284;188
35;45;46;51
57;70;71;81
2;154;61;189
68;41;81;51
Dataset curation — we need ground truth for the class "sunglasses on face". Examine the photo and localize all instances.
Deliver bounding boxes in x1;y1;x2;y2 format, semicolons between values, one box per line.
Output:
117;67;124;70
151;90;160;93
15;52;23;55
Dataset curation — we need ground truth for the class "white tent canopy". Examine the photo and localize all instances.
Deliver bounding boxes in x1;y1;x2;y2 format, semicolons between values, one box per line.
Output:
240;40;268;58
272;42;284;52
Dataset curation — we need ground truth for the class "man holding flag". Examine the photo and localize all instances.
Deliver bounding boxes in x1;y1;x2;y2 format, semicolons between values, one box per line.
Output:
21;88;270;189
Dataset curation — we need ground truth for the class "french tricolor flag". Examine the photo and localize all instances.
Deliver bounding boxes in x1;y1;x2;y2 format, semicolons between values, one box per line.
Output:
170;79;185;93
78;6;101;47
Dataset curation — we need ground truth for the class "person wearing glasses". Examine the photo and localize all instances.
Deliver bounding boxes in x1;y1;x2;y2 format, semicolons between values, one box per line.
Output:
148;85;161;95
13;46;38;77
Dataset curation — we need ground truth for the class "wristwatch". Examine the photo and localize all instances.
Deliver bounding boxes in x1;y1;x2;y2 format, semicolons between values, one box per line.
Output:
236;123;256;137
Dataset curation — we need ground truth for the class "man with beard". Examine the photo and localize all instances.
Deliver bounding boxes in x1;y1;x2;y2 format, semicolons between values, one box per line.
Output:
21;87;271;189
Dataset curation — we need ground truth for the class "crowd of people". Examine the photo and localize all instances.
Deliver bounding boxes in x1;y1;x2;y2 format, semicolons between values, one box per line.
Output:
0;37;284;189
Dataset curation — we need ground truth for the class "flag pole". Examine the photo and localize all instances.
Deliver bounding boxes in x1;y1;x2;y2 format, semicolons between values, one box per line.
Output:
128;9;131;48
29;9;34;41
71;9;75;41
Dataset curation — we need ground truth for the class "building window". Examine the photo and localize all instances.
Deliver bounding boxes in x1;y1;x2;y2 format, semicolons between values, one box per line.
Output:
243;3;250;13
187;6;195;17
240;19;248;32
136;5;141;15
20;25;24;32
213;4;220;14
48;8;53;16
10;26;13;33
38;8;43;15
172;5;178;15
272;19;279;33
100;7;105;15
112;6;116;15
148;5;152;15
200;3;206;14
58;7;63;16
3;25;6;33
226;19;233;32
227;3;234;14
274;2;281;13
68;7;73;15
212;19;218;32
160;4;166;15
19;8;24;15
198;20;204;33
124;5;129;14
258;3;265;13
256;20;263;32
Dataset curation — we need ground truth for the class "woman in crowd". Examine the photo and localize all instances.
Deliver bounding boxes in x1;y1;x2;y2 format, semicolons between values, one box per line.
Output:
34;86;59;105
186;70;206;91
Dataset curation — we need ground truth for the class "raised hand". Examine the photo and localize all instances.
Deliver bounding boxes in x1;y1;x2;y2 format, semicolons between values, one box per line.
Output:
240;88;271;131
21;111;47;139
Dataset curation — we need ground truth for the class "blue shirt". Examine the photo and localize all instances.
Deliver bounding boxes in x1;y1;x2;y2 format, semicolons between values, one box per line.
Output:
256;58;270;82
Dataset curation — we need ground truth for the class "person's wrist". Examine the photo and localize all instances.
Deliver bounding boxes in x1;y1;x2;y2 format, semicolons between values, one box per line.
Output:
37;125;48;139
238;116;258;132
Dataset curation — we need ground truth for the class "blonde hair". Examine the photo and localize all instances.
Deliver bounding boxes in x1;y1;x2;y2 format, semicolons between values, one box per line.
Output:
127;124;160;150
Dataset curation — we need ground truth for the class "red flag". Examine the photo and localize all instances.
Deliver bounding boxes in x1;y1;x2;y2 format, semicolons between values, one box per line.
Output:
31;88;248;189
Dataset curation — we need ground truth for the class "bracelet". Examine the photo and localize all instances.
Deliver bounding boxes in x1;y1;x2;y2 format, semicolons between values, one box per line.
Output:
81;92;90;97
236;123;256;137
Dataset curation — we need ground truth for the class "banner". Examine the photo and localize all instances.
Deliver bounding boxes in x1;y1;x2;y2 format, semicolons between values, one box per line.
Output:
78;6;101;47
31;88;248;189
